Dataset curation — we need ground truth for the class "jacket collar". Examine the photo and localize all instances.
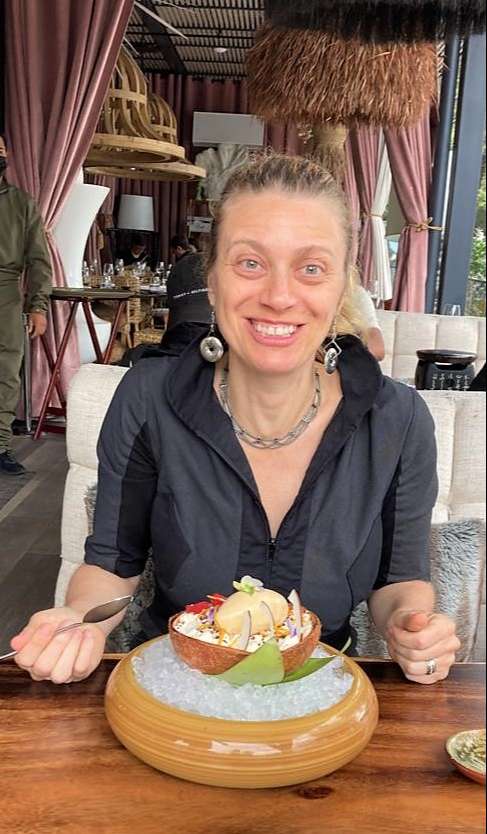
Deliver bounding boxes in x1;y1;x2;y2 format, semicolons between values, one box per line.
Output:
166;335;383;499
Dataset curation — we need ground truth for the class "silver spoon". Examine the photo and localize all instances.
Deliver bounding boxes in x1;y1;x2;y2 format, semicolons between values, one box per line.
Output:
0;595;133;661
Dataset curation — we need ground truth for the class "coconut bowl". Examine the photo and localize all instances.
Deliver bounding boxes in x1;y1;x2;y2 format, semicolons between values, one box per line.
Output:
105;636;379;789
168;611;322;675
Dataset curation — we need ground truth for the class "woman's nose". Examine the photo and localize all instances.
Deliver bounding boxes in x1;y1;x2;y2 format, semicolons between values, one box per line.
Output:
259;270;295;311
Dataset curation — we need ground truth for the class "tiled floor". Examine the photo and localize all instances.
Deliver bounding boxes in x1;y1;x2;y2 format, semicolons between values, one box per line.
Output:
0;434;67;654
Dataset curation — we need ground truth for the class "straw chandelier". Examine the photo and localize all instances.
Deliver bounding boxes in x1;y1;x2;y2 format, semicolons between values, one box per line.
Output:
264;0;486;42
247;27;439;128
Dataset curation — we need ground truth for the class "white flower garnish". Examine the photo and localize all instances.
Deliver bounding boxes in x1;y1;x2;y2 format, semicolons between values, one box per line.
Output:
232;576;265;595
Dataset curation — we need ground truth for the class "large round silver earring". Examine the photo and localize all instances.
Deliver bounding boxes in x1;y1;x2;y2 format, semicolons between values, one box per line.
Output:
324;321;342;375
200;309;224;363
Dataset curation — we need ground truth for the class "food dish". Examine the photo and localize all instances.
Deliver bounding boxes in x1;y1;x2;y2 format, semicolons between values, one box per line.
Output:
446;729;486;785
169;576;321;676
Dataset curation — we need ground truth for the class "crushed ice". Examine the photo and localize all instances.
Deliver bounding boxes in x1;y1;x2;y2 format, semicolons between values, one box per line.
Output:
131;638;354;721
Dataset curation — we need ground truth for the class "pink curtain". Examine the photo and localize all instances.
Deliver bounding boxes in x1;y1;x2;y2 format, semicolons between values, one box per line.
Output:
115;75;302;261
343;135;361;272
348;127;381;290
385;112;433;311
5;0;133;412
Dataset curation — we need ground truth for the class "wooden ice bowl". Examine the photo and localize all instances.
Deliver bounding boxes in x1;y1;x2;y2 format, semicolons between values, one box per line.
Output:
105;637;379;789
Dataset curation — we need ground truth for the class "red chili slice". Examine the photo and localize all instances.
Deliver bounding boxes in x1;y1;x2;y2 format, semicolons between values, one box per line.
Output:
185;601;210;614
207;594;226;606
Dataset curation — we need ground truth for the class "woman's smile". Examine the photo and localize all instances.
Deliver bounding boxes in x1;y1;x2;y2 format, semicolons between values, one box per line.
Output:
247;318;302;345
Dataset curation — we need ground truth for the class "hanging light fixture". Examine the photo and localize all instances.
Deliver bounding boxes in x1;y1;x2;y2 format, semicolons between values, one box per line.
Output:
247;26;439;129
85;49;205;183
264;0;486;43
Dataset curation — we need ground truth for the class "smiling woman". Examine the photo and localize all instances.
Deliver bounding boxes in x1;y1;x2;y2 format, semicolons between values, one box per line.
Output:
12;154;459;689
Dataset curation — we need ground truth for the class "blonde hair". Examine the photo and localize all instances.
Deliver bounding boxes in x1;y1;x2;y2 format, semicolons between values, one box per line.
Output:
204;152;366;342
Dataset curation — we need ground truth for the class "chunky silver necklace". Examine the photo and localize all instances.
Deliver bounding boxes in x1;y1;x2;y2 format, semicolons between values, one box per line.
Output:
219;368;321;449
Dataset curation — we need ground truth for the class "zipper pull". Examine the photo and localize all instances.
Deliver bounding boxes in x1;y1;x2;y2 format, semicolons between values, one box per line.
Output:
268;538;276;561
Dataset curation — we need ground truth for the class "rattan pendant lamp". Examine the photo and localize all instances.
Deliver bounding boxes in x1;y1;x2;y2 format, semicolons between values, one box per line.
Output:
264;0;486;42
85;49;205;183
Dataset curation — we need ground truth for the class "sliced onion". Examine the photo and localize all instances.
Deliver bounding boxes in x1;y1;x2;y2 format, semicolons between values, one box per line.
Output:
259;601;276;634
235;609;252;650
288;589;302;641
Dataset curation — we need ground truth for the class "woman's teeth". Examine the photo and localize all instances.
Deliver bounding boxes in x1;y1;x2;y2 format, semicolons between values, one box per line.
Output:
252;321;297;337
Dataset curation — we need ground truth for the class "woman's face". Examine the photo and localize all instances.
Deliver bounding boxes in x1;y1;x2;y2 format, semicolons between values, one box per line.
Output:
210;189;348;375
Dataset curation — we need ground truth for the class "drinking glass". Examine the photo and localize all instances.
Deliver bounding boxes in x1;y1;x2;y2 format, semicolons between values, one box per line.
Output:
81;262;90;288
102;263;114;289
442;304;462;316
115;258;125;275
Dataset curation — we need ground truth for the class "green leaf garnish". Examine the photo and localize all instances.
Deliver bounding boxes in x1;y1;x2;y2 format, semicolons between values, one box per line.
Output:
232;580;256;595
274;656;335;685
215;639;285;686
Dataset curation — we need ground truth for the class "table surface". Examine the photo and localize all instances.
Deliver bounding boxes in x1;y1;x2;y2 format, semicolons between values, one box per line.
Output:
51;287;134;300
1;659;484;834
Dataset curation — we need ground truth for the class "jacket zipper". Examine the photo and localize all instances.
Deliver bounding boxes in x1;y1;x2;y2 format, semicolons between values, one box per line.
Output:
267;537;276;584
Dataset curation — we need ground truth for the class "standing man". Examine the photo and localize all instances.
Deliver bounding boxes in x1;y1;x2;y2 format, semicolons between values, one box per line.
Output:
0;136;52;475
169;235;193;263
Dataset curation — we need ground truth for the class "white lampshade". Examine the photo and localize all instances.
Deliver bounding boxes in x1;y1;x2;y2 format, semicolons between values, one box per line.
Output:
118;194;155;231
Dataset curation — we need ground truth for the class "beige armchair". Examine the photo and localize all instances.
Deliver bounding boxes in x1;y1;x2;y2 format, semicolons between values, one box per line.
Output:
376;310;486;380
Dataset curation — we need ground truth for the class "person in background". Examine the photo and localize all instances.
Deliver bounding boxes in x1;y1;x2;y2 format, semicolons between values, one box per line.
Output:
120;233;149;269
353;282;386;362
160;247;211;354
170;235;193;263
0;135;52;476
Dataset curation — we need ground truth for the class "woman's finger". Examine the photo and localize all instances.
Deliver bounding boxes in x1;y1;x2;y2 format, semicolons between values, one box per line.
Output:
71;630;103;681
387;613;456;652
387;633;461;664
392;651;457;681
30;623;84;680
49;630;85;685
14;621;61;670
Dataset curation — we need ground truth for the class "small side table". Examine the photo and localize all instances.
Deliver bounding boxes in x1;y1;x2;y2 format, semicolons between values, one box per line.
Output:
34;287;133;440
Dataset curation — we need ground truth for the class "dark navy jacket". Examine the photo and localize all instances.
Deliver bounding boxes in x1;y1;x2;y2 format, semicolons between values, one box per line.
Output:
85;337;438;648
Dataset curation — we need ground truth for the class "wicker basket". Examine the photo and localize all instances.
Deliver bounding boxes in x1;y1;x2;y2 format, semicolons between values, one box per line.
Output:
133;328;163;347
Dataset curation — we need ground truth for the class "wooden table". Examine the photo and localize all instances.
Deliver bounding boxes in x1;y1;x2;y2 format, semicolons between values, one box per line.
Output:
1;659;484;834
34;288;133;440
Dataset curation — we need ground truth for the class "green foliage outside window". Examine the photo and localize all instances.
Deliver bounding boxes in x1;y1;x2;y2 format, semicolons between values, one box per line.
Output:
466;170;486;317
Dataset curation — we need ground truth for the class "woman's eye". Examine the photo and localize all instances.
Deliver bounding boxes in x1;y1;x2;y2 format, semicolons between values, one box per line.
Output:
239;259;260;271
302;264;323;276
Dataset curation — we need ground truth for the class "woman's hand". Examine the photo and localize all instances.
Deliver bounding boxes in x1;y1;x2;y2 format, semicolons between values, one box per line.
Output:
11;607;106;684
385;610;461;685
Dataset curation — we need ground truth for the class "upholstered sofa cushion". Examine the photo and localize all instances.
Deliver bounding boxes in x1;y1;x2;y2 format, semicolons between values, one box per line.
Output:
419;391;486;524
351;519;486;661
376;310;486;380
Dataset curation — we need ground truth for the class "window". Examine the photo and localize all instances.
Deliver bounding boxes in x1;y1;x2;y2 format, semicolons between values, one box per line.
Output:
465;141;485;317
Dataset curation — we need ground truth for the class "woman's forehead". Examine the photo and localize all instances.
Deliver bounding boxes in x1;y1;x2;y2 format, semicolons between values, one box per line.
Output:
220;189;345;250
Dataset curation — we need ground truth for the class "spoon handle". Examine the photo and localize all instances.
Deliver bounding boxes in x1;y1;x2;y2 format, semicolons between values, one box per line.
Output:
0;622;84;662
